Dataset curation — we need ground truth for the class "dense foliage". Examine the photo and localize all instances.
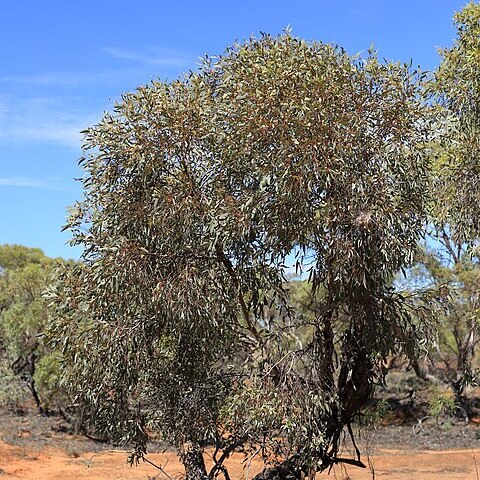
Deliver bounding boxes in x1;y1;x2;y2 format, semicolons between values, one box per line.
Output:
428;2;480;243
45;32;435;480
410;239;480;419
0;4;478;479
415;1;480;418
0;245;65;413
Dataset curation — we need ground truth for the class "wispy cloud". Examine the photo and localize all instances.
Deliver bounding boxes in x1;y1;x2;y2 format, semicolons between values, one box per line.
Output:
103;46;189;67
0;69;145;87
0;176;74;191
0;95;98;148
0;47;190;149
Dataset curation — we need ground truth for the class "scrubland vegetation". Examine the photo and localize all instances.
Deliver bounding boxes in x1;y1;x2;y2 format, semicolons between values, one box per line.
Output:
1;3;479;480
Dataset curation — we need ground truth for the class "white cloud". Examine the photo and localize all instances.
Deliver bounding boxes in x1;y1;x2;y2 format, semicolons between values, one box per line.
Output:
0;176;73;191
0;69;145;87
103;46;189;67
0;47;191;149
0;96;98;148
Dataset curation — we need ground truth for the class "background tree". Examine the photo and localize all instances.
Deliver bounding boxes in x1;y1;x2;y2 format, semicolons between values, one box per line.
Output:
415;2;480;416
428;1;480;243
0;244;66;413
47;34;432;479
406;239;479;419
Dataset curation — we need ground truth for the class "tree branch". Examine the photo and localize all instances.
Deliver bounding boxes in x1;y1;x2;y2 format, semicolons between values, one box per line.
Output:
215;244;261;342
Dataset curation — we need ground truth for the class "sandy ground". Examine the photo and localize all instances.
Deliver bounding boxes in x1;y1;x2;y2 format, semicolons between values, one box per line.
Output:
2;440;480;480
1;407;480;479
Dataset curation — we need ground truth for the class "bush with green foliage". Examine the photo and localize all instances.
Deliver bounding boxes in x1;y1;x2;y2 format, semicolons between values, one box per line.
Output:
0;245;67;413
409;1;480;417
46;30;434;480
427;1;480;243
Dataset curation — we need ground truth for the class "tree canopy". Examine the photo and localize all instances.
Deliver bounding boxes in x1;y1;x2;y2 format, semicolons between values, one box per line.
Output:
47;33;434;479
415;1;480;419
0;245;65;413
428;1;480;243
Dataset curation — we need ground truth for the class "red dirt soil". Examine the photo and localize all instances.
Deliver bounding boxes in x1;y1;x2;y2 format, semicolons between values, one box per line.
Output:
1;405;480;480
2;440;480;480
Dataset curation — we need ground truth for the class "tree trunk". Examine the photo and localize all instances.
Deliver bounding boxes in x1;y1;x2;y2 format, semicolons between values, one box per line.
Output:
252;451;366;480
178;441;209;480
252;454;306;480
27;353;44;415
452;378;472;421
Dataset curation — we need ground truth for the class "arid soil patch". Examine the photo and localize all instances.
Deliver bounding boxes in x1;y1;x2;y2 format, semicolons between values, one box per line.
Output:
2;441;480;479
1;409;480;479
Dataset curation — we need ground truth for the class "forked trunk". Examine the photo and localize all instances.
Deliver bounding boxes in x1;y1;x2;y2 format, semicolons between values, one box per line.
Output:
252;454;307;480
178;441;209;480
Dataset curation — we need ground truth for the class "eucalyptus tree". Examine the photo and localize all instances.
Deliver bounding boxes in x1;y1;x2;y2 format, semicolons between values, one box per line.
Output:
0;245;64;413
411;242;480;419
428;1;480;242
417;2;480;417
47;33;432;479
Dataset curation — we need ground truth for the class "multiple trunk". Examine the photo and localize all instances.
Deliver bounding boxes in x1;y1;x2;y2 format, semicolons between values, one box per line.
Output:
177;341;374;480
11;343;44;415
178;441;209;480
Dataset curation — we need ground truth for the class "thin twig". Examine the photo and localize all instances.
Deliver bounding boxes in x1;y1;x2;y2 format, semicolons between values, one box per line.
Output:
347;422;361;463
333;456;366;469
142;456;177;480
86;450;126;468
245;447;261;480
215;244;261;342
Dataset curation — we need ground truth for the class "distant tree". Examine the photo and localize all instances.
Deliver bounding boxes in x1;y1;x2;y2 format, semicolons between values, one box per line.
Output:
414;240;480;418
47;34;432;479
0;245;65;413
427;1;480;242
417;2;480;418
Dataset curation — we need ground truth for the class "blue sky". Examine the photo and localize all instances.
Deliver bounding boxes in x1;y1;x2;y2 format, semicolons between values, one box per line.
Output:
0;0;468;259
